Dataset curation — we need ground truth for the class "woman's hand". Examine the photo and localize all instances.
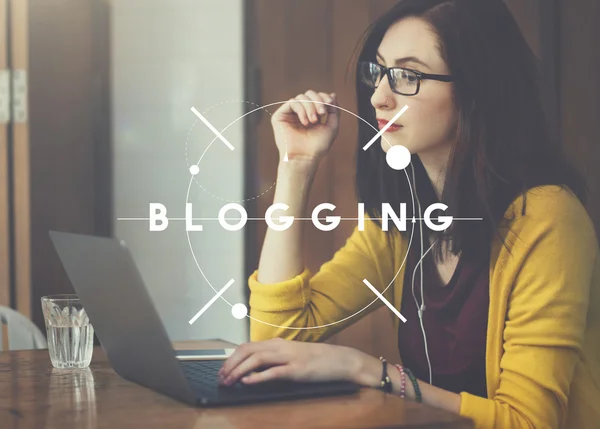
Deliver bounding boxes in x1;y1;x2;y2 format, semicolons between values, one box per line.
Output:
271;90;341;165
217;338;370;386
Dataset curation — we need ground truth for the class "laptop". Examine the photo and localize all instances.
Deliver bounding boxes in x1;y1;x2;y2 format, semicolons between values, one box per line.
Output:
48;231;360;406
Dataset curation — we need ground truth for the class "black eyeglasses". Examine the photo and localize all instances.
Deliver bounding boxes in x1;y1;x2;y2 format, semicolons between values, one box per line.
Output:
358;61;453;96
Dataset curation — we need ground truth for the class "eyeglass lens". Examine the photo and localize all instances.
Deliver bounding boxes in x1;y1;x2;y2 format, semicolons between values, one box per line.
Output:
359;61;419;95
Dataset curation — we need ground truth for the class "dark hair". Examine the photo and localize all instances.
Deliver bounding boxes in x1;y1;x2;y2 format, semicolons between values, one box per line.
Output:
354;0;586;261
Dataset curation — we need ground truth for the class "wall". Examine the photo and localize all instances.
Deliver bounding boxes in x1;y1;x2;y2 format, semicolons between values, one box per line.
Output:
111;0;248;344
559;0;600;236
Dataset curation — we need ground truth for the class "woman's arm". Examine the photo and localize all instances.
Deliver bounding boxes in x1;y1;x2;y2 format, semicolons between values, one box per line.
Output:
249;212;397;342
249;90;398;342
257;90;339;283
256;159;318;284
457;187;597;428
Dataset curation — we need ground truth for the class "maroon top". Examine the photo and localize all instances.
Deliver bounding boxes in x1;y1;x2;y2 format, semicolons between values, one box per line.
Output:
397;228;490;398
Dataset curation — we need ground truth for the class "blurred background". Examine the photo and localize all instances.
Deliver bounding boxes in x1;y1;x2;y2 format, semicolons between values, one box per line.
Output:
1;0;599;360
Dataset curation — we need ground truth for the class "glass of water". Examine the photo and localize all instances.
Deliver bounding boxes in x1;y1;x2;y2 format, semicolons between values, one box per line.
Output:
41;294;94;369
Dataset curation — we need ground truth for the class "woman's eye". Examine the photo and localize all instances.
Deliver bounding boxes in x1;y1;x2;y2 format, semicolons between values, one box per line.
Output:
401;72;418;84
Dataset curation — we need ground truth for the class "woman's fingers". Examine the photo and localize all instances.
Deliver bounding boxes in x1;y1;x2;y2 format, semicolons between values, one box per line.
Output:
314;92;334;125
274;90;336;128
296;94;319;124
241;364;294;384
286;97;310;127
327;93;339;114
218;342;258;377
305;90;328;116
317;92;334;110
222;350;286;385
219;339;286;380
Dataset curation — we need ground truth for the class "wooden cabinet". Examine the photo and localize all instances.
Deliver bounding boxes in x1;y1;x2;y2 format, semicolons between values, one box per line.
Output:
0;0;110;330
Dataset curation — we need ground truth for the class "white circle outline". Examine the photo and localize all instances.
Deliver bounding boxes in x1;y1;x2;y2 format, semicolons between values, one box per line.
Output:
186;100;416;330
186;100;286;203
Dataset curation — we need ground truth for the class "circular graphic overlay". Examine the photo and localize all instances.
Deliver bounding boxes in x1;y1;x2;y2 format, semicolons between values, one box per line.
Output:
386;145;411;171
231;303;248;320
186;100;284;203
186;100;417;330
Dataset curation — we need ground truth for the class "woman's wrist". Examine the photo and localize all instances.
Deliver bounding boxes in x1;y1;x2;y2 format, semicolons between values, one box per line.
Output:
349;352;420;401
348;351;382;388
277;155;321;174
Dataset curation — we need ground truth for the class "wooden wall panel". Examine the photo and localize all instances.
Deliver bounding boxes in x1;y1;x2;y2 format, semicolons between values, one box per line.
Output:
0;0;10;308
326;0;402;362
10;0;31;318
252;0;404;360
285;0;335;275
254;0;336;280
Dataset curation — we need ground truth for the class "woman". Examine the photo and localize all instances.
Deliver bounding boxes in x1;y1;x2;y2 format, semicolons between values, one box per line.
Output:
218;0;600;427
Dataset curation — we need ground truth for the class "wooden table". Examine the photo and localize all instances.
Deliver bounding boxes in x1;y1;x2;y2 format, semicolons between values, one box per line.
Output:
0;340;473;429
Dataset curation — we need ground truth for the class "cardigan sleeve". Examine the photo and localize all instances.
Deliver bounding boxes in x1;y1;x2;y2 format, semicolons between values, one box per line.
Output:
248;218;397;343
459;187;598;428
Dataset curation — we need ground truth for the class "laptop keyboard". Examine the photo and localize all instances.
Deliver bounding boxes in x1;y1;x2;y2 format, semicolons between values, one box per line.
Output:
180;360;223;386
180;359;301;392
179;358;359;404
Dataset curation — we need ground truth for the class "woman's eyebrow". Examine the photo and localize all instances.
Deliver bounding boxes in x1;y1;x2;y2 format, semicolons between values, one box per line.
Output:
376;52;430;69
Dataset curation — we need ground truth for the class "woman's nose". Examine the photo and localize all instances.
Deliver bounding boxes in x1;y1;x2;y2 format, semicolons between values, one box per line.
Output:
371;75;397;111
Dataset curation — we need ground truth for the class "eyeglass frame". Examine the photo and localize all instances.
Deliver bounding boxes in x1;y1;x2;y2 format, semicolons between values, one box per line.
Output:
358;60;454;96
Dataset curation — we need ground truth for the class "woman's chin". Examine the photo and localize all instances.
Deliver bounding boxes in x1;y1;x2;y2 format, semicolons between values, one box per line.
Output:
380;140;411;154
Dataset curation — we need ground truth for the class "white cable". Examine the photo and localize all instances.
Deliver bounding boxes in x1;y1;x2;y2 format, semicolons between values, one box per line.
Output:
409;164;437;386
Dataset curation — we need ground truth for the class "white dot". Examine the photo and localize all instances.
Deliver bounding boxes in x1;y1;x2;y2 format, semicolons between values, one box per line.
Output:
386;145;411;170
189;165;200;175
231;303;248;319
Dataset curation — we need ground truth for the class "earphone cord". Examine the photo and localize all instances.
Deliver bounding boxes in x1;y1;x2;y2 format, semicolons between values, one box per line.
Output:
410;164;438;386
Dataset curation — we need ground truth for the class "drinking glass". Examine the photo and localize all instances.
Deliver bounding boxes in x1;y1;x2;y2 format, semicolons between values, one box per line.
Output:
41;294;94;369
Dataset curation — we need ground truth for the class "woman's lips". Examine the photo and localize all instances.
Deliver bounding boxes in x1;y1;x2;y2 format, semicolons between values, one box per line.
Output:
377;119;403;132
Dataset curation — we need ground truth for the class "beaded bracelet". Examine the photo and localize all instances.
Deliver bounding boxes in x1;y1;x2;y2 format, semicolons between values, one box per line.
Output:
378;357;393;393
392;364;406;398
403;367;422;402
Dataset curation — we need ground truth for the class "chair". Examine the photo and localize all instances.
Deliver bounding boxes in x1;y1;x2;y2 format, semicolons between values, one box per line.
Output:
0;306;48;351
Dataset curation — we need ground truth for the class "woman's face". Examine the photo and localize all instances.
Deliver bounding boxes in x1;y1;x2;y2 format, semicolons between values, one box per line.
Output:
371;17;457;162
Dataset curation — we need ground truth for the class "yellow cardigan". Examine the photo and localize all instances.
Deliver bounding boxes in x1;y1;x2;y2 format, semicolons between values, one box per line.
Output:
248;185;600;429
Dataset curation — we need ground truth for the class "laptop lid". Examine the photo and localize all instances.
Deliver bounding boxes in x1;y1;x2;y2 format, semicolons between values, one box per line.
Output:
49;230;196;405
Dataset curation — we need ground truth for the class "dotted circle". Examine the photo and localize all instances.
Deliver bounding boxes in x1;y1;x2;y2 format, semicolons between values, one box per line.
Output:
185;100;286;203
